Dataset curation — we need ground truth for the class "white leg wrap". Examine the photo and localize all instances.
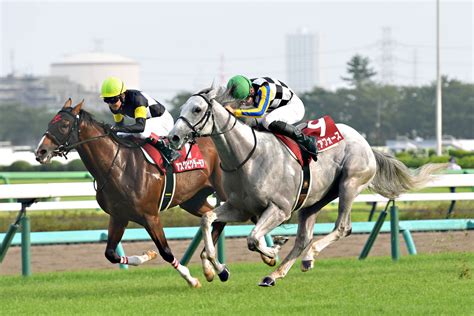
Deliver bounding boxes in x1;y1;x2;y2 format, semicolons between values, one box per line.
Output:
120;252;153;266
172;258;199;287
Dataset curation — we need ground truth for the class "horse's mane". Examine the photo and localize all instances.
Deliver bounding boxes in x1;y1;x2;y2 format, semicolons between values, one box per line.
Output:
79;109;142;148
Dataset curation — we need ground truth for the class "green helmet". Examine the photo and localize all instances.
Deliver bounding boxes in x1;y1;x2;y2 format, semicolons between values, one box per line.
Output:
100;77;127;98
227;75;252;100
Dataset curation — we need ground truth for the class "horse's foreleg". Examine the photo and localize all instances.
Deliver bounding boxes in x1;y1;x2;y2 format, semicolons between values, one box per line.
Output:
144;214;201;288
199;221;226;282
201;202;249;282
260;209;317;286
248;202;290;259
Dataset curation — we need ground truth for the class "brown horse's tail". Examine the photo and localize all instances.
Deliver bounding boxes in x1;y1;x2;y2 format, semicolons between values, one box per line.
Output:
369;149;448;199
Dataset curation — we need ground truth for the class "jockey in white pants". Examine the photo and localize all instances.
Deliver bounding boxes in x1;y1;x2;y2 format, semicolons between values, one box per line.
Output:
225;75;318;160
100;76;180;163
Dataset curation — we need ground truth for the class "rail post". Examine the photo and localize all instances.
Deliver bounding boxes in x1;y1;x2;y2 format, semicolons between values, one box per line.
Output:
217;229;225;263
0;223;19;263
390;203;400;261
20;215;31;276
180;227;203;265
401;229;417;255
359;200;391;260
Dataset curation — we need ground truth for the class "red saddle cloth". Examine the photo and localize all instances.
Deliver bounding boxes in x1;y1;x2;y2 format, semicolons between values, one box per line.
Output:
274;115;344;167
142;134;206;174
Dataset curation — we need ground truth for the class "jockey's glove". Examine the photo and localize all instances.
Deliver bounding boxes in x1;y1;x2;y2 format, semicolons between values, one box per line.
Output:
110;125;123;133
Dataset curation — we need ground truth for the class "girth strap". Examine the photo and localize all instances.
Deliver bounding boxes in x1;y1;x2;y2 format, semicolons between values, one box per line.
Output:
293;162;312;212
158;164;176;212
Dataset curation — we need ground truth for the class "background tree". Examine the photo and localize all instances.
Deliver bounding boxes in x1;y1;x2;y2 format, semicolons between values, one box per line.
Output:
341;54;377;88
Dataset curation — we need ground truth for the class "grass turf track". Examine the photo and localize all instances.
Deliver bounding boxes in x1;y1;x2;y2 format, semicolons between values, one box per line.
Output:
0;253;472;315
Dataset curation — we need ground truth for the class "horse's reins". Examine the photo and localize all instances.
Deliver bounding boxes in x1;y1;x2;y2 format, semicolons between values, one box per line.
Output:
45;109;120;192
176;93;257;172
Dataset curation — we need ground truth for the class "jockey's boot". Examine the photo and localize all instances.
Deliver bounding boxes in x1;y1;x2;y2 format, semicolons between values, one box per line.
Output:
268;121;318;161
146;136;181;164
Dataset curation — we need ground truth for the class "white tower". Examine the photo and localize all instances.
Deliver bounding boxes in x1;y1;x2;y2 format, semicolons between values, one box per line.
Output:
286;27;320;93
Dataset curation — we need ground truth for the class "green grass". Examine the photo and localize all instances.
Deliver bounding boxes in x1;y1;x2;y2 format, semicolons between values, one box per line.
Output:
1;253;473;315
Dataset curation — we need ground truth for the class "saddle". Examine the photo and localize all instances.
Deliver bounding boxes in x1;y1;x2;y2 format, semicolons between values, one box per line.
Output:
274;115;344;167
272;115;344;211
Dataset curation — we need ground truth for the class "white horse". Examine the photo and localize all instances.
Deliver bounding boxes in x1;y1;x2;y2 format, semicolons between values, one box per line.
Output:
169;85;445;286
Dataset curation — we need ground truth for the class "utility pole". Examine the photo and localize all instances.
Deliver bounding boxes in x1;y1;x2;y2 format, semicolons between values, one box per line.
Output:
436;0;442;155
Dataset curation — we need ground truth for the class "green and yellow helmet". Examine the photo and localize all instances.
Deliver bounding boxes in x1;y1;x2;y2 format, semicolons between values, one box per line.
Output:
227;75;252;100
100;77;127;98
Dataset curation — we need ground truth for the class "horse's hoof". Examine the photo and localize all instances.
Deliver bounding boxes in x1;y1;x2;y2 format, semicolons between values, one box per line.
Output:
203;267;215;282
218;266;230;282
189;278;201;288
144;250;158;261
301;260;314;272
258;276;276;287
260;254;276;267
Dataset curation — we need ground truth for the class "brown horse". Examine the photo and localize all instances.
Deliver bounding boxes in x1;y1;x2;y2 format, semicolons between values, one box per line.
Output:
35;99;227;287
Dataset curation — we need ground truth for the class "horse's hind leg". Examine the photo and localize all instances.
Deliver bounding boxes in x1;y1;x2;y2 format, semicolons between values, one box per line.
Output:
104;215;157;266
104;216;129;264
143;213;201;288
307;170;374;262
300;188;340;272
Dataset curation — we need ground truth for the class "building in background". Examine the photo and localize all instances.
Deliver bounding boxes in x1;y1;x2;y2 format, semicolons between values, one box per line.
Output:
0;73;99;109
50;52;140;92
286;28;320;93
0;52;140;111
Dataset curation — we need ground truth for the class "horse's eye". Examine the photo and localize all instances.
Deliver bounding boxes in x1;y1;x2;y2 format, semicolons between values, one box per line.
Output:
193;107;202;114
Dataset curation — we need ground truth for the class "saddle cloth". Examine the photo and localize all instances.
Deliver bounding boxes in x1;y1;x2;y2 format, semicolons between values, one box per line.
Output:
274;115;344;167
140;134;207;174
139;134;207;212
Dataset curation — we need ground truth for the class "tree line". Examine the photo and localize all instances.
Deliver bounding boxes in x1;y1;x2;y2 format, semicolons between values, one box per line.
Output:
1;55;472;149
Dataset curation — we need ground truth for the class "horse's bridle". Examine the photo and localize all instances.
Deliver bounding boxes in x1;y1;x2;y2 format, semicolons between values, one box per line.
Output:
44;108;119;192
45;109;111;158
176;93;257;172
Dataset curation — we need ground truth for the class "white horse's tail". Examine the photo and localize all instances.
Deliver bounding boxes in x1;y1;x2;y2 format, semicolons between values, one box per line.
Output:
369;149;448;199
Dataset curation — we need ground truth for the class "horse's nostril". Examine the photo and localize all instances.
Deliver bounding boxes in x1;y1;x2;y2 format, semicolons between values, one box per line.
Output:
39;149;47;156
172;135;180;143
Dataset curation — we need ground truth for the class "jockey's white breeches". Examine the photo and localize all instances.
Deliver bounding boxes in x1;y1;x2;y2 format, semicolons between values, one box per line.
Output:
117;110;174;139
259;94;305;129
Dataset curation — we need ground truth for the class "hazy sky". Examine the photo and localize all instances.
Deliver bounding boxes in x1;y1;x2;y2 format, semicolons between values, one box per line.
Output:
1;0;472;101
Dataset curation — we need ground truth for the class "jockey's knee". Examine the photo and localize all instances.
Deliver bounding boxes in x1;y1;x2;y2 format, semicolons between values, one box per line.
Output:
105;248;121;264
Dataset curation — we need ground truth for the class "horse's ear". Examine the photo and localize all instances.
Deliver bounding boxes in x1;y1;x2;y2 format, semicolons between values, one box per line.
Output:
211;79;219;90
63;98;72;109
71;99;84;115
207;80;219;99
